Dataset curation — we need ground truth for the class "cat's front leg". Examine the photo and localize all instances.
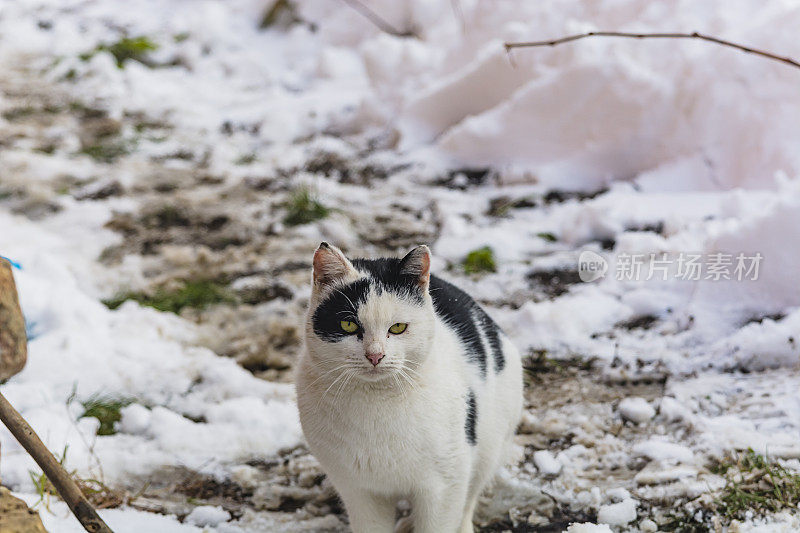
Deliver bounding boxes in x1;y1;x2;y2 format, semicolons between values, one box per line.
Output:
337;484;397;533
411;480;470;533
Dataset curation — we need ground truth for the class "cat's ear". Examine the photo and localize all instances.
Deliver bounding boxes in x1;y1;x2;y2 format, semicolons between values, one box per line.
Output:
312;242;357;290
399;245;431;290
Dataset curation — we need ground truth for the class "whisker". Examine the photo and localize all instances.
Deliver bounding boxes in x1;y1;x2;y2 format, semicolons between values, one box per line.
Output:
332;369;357;405
306;363;351;389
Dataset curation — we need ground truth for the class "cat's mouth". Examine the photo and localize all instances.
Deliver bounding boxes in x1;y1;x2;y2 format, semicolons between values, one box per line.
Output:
357;364;396;382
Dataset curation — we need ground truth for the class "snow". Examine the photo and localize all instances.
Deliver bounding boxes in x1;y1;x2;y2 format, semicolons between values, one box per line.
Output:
185;505;231;527
16;495;204;533
617;397;655;424
632;439;694;463
2;0;800;530
532;450;562;476
596;497;638;526
565;524;613;533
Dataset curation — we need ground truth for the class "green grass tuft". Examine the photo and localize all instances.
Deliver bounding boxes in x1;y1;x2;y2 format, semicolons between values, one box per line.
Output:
79;140;133;163
661;449;800;530
462;246;497;275
716;448;800;518
537;231;558;242
283;187;330;226
82;36;158;68
235;153;257;165
102;280;235;314
80;396;133;436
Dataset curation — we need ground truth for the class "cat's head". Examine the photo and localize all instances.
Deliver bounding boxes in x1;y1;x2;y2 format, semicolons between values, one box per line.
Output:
304;243;435;383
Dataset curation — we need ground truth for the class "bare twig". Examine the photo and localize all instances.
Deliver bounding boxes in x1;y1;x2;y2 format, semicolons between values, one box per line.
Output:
340;0;415;37
504;31;800;71
0;393;114;533
0;259;113;533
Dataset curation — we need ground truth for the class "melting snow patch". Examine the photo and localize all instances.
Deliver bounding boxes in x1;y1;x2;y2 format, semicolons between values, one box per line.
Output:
565;524;613;533
532;450;562;476
597;497;638;526
185;505;231;527
618;397;655;424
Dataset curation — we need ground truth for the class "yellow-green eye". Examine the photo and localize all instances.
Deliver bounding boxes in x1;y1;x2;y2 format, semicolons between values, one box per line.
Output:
340;320;358;333
388;323;408;335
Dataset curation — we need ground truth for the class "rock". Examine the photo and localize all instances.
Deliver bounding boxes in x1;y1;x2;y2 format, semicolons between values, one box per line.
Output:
0;259;27;381
597;497;638;526
532;450;562;476
0;487;48;533
618;397;655;423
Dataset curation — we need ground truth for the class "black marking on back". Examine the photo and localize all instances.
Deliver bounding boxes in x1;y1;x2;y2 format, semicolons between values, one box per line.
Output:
429;275;505;376
473;306;506;373
465;390;477;446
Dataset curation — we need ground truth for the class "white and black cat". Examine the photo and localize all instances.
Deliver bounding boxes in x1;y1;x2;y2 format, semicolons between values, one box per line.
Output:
296;243;523;533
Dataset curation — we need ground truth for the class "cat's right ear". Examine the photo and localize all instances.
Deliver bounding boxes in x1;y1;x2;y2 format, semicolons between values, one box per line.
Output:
399;245;431;291
312;242;357;291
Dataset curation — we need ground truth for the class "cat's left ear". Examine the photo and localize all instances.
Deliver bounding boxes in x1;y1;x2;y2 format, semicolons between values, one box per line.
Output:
399;245;431;291
312;242;358;291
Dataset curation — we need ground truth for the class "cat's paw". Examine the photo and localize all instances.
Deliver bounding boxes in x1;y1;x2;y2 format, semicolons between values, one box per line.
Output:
394;516;413;533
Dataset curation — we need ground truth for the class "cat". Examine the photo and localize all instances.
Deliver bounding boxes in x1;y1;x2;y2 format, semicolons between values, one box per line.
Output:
296;243;523;533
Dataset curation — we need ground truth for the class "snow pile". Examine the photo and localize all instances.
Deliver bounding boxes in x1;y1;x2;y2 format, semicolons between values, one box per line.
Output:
302;0;800;191
0;208;302;491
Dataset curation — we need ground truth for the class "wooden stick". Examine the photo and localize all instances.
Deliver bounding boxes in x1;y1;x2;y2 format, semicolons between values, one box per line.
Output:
504;31;800;71
0;259;113;532
0;392;114;533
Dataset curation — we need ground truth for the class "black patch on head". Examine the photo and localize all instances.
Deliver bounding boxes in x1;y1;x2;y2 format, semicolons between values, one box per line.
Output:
351;258;425;304
429;275;505;377
465;390;477;446
311;253;508;378
311;257;425;342
312;278;371;342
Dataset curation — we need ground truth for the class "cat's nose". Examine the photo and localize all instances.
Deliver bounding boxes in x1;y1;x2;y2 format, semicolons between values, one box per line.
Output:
365;351;384;366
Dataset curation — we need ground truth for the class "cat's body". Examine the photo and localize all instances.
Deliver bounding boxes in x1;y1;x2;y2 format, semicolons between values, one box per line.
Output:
296;244;522;533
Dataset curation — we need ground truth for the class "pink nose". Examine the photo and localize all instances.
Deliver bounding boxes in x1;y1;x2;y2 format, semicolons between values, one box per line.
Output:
366;352;384;366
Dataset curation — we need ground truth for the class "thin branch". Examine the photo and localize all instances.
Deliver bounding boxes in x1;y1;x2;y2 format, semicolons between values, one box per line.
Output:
339;0;414;37
0;392;114;533
0;259;113;533
504;31;800;71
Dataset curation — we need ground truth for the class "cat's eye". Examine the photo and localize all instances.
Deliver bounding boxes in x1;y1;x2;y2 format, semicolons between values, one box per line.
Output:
340;320;359;333
388;323;408;335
